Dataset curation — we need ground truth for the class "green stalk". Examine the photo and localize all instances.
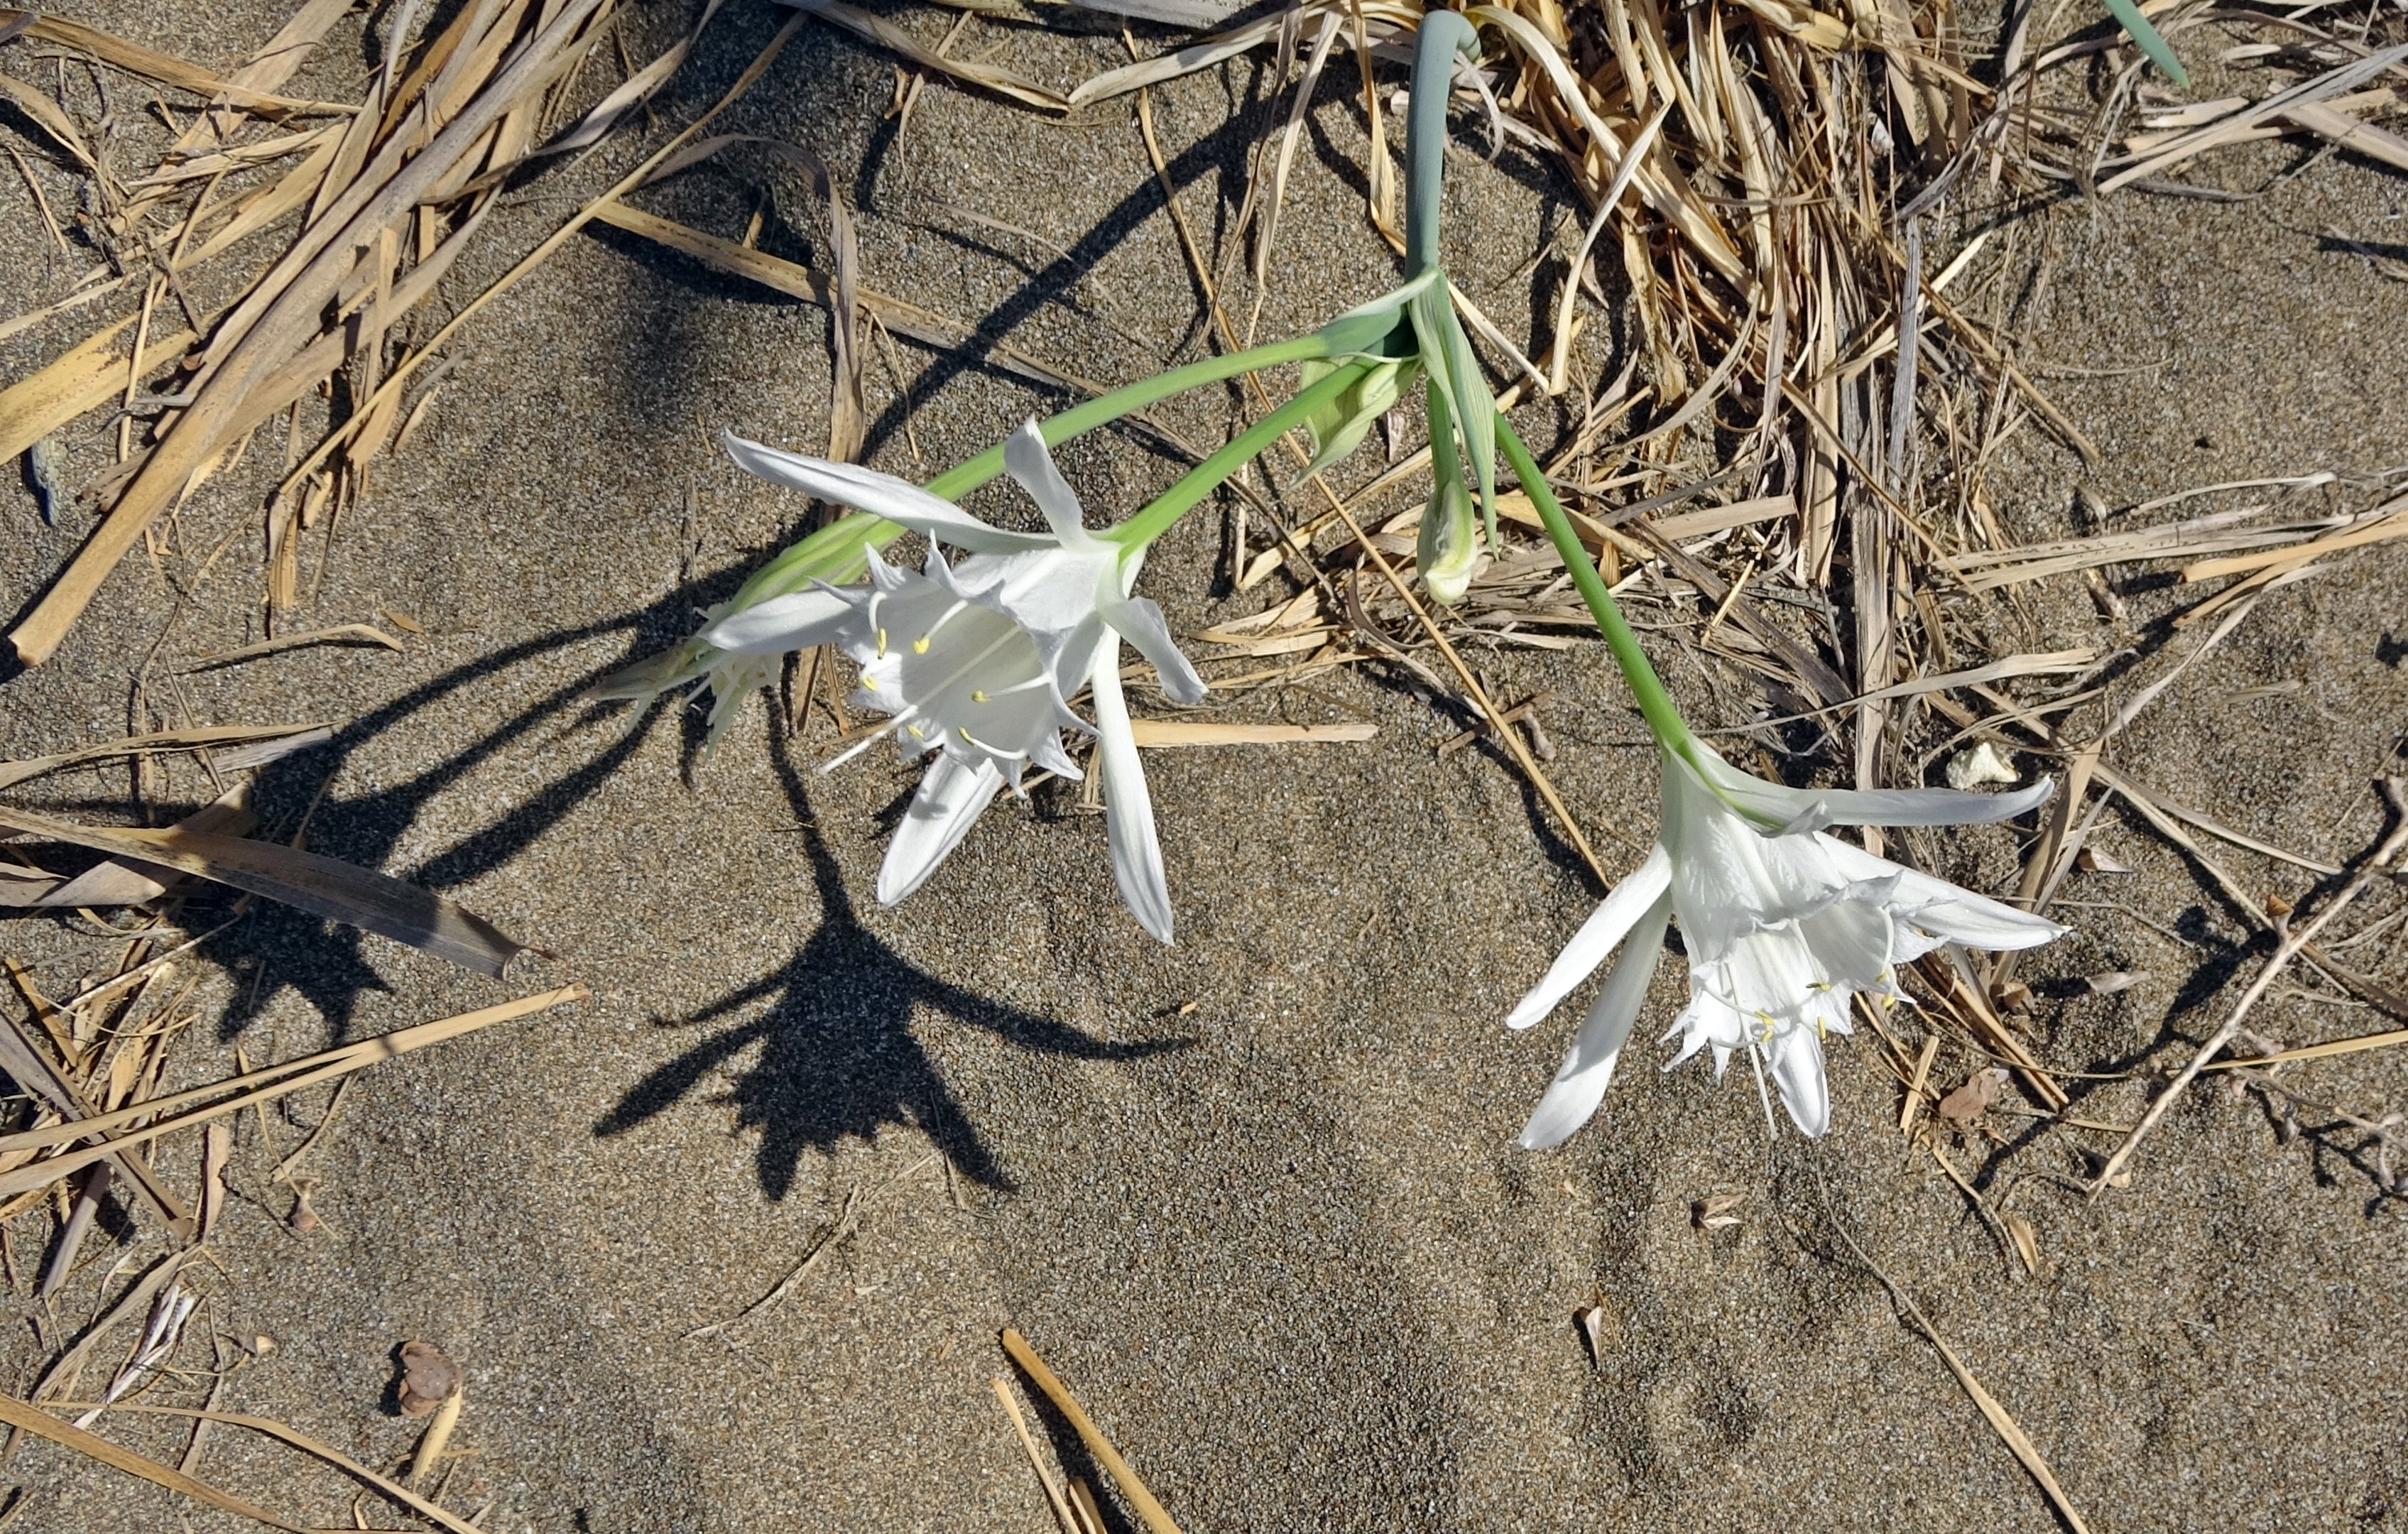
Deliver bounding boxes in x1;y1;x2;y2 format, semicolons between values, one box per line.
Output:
729;332;1336;606
927;333;1332;499
1103;359;1375;552
1405;11;1478;277
1496;416;1695;760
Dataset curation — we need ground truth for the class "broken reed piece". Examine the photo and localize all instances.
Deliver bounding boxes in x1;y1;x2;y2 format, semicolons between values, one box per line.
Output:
998;1328;1183;1534
2088;778;2408;1197
0;986;588;1204
0;1391;304;1532
991;1376;1082;1534
407;1390;464;1489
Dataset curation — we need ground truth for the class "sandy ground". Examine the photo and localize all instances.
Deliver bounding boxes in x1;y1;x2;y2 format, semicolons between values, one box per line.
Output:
3;1;2408;1530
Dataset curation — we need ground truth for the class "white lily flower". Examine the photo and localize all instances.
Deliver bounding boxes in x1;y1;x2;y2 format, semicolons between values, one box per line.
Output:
1507;744;2064;1146
700;422;1205;940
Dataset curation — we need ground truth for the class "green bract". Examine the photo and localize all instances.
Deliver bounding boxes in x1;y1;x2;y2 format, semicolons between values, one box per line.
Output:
1417;470;1479;605
1297;355;1416;479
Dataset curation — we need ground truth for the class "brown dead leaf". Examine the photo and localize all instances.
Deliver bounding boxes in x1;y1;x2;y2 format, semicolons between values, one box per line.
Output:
1937;1067;2010;1126
2005;1214;2041;1276
1574;1305;1611;1369
397;1339;461;1418
1691;1193;1744;1231
286;1179;323;1236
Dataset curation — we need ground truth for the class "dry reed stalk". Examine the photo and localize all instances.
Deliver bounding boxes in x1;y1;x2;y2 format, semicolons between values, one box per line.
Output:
1000;1327;1184;1534
0;0;707;663
2089;780;2408;1196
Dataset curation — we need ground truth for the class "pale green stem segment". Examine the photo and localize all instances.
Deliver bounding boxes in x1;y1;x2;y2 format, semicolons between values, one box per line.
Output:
729;332;1336;607
1405;10;1478;277
1103;359;1376;553
2098;0;2188;85
1424;376;1460;498
1495;416;1696;762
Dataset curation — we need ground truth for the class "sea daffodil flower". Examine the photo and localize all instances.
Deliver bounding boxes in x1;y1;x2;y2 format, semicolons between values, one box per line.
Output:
702;422;1205;940
1506;744;2063;1145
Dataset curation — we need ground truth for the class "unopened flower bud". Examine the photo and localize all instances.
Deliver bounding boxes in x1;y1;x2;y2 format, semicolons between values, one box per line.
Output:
1417;473;1481;604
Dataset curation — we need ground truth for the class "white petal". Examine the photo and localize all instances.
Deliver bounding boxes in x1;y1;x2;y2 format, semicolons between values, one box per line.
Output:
1003;420;1106;553
1517;895;1670;1149
1797;888;1898;992
722;432;1056;554
1100;593;1208;705
1698;749;2054;834
876;754;1006;905
1661;753;1847;957
1767;1028;1831;1137
702;587;859;655
1706;925;1828;1028
1030;730;1084;780
1029;611;1113;706
1089;641;1175;943
1816;836;2066;951
1505;844;1672;1028
1662;989;1745;1067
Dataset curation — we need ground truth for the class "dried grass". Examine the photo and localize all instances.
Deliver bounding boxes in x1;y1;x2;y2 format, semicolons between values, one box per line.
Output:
0;0;709;664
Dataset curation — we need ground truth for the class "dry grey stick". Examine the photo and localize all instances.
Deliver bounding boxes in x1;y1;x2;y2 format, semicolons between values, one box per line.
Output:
2088;778;2408;1197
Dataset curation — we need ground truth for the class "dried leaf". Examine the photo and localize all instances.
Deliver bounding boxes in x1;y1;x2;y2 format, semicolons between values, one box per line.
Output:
185;624;403;670
0;317;195;464
0;805;522;977
1691;1192;1744;1230
2004;1213;2041;1276
1574;1304;1610;1369
397;1340;462;1418
0;1391;305;1531
0;986;587;1202
785;1;1069;112
1127;721;1375;747
1936;1067;2008;1126
33;783;256;908
6;11;354;114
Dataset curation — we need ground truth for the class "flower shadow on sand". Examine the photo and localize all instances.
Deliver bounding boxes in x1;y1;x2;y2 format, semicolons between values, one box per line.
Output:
595;708;1189;1196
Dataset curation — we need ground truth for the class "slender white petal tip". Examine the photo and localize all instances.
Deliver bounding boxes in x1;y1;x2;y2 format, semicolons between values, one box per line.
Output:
1503;846;1671;1030
702;587;856;655
1091;645;1176;943
878;756;1007;905
1515;896;1671;1148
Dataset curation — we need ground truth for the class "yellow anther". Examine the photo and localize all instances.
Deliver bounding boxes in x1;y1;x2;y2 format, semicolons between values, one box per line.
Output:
912;636;931;654
905;724;924;739
876;627;888;657
859;674;878;692
971;690;989;703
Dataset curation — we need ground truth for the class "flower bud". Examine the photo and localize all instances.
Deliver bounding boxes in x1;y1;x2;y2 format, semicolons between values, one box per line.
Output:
1417;472;1481;604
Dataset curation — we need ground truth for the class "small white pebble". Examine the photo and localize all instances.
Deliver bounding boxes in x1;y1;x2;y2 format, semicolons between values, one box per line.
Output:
1945;740;2017;790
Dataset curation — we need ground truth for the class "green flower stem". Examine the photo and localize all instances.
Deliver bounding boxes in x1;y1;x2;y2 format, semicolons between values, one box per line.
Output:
1406;10;1478;277
1425;375;1461;494
928;333;1334;499
1103;358;1376;552
1495;415;1696;760
729;332;1337;607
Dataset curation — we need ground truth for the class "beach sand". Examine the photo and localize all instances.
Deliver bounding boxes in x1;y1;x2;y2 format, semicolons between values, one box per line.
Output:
3;3;2407;1529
